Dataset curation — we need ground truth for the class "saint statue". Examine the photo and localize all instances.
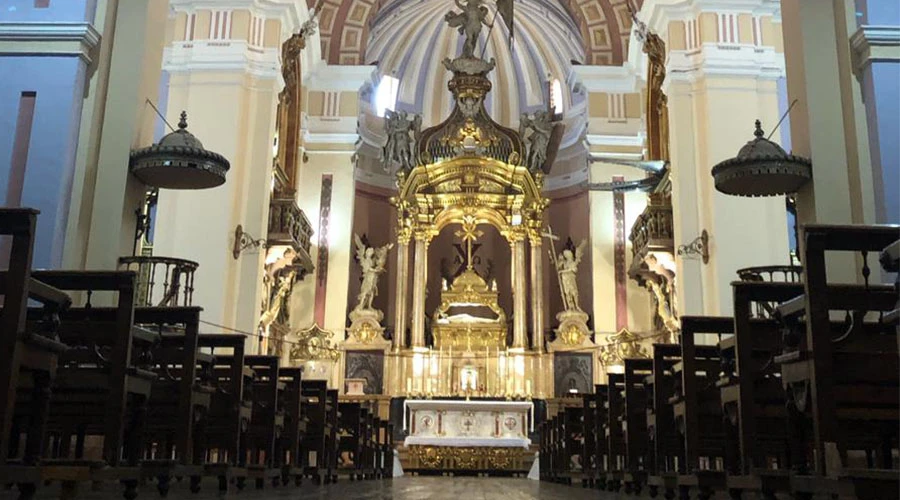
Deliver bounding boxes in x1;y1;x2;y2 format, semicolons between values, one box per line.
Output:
259;271;296;330
445;0;490;59
382;109;421;172
520;110;553;172
353;234;394;311
556;239;587;312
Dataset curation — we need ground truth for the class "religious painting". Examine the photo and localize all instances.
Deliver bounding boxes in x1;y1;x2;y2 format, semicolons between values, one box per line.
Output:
344;350;385;395
553;353;592;396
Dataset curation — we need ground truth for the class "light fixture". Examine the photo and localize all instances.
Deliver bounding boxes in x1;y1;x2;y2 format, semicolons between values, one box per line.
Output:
677;230;709;264
233;224;266;259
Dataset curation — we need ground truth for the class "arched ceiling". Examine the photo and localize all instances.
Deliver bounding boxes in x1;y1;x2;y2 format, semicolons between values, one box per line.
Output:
309;0;643;66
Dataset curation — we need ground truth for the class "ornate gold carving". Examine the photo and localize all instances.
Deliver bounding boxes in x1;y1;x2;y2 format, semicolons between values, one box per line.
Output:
411;446;444;469
452;447;481;469
407;445;524;471
598;328;649;367
289;323;340;361
486;448;515;469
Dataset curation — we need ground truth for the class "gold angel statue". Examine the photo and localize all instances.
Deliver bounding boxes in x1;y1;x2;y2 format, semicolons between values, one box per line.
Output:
353;234;394;311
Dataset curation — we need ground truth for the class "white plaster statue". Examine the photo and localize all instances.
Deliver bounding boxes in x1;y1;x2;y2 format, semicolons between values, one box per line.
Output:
353;234;394;311
520;110;553;172
382;109;422;172
556;239;587;312
445;0;490;59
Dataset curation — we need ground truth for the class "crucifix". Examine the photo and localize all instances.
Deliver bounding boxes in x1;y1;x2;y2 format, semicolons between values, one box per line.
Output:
455;215;484;270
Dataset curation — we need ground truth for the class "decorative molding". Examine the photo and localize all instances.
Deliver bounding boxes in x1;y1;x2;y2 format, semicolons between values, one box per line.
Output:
573;65;642;93
664;43;785;85
304;64;375;91
586;134;646;148
163;41;281;78
641;0;780;34
850;25;900;71
168;0;305;33
0;22;101;63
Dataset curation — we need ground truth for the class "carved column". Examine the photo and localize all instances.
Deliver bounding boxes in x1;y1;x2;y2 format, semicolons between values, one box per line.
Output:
410;234;430;348
511;234;527;348
393;238;410;351
529;237;544;352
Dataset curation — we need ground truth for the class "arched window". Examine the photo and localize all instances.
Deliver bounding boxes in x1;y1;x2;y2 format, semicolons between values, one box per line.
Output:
550;78;564;114
374;75;399;117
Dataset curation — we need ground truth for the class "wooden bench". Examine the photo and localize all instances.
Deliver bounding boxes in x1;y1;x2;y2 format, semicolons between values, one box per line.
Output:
580;393;598;488
193;334;252;493
0;209;71;500
603;373;625;491
277;366;306;486
242;355;285;490
299;380;332;484
775;224;899;500
623;358;653;495
645;344;680;499
720;281;803;499
134;306;208;497
23;271;157;500
591;384;609;489
672;316;732;500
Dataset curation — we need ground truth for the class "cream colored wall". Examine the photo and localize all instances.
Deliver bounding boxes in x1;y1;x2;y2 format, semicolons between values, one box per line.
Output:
668;76;789;317
154;71;278;346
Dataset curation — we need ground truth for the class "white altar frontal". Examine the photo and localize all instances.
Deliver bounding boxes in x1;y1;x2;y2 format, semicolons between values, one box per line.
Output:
402;400;533;474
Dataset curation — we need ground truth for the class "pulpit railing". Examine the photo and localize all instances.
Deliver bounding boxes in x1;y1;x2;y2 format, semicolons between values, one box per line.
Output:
737;265;803;283
629;204;674;259
118;255;198;307
268;196;313;254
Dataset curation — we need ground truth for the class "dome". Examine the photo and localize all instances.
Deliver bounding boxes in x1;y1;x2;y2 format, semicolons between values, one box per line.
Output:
711;120;812;197
130;111;231;190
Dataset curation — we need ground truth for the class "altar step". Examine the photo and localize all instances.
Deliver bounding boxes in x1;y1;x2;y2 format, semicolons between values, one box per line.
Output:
397;445;538;477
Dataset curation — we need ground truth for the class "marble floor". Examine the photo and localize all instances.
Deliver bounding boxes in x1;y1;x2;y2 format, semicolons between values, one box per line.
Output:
1;476;628;500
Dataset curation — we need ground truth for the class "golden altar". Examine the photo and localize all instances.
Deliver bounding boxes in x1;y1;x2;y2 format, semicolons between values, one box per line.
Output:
432;267;507;350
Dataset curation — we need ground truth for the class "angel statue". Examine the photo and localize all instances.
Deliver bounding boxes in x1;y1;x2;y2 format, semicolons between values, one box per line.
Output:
520;110;553;172
353;234;394;311
556;239;587;312
382;109;422;173
445;0;490;59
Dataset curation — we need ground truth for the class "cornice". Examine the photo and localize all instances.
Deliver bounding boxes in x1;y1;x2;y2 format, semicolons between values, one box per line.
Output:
168;0;304;33
663;44;785;87
163;41;281;78
850;25;900;71
0;22;101;63
642;0;781;33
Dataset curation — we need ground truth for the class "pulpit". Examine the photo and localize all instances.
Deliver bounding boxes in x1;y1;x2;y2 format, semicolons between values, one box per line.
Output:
402;399;533;474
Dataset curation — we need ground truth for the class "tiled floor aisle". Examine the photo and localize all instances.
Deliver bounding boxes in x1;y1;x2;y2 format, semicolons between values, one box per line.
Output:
1;476;625;500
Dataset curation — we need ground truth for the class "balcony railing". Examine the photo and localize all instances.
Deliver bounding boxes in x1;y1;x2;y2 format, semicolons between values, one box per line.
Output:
629;204;674;261
737;265;803;283
118;255;198;307
268;197;313;271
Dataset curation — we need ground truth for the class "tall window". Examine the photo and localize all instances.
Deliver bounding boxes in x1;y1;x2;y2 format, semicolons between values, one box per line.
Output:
374;75;399;117
550;78;564;115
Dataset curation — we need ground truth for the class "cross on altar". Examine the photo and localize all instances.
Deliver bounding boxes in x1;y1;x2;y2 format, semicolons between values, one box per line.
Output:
454;215;484;270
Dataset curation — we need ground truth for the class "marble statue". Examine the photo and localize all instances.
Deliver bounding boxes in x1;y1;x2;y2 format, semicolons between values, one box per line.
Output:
556;239;587;312
353;234;394;311
445;0;490;59
520;110;553;172
382;109;421;172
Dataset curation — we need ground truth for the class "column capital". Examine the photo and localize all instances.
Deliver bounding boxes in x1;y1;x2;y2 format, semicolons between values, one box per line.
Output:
850;25;900;73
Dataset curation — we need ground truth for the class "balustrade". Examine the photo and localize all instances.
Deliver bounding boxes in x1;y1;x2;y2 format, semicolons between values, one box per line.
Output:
118;255;198;307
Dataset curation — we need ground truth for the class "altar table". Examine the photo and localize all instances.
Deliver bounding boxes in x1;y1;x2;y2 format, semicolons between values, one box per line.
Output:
402;400;534;473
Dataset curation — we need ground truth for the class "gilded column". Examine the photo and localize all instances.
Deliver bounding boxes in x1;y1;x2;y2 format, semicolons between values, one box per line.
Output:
529;237;544;352
410;234;430;348
393;237;410;351
511;235;527;348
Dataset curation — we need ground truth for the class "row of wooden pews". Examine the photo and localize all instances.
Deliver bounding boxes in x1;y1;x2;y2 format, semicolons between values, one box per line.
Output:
0;208;393;499
540;223;899;499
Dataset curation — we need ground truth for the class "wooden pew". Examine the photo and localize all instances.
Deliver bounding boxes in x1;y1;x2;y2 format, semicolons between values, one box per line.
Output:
0;209;71;500
539;419;550;481
672;316;732;500
377;419;393;479
720;281;803;499
580;393;597;487
324;388;340;484
278;367;306;486
559;405;584;485
134;306;208;497
591;384;609;488
337;401;367;480
193;333;252;493
603;373;625;491
646;343;680;499
775;224;899;500
23;271;158;500
622;358;653;495
299;380;331;484
243;355;285;489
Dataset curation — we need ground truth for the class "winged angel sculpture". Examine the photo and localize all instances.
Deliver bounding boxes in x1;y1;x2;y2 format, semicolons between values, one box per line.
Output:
520;110;553;172
382;109;421;173
445;0;490;59
353;234;394;311
556;239;587;312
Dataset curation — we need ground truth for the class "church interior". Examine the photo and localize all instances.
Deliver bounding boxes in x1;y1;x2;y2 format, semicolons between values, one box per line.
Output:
0;0;898;498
